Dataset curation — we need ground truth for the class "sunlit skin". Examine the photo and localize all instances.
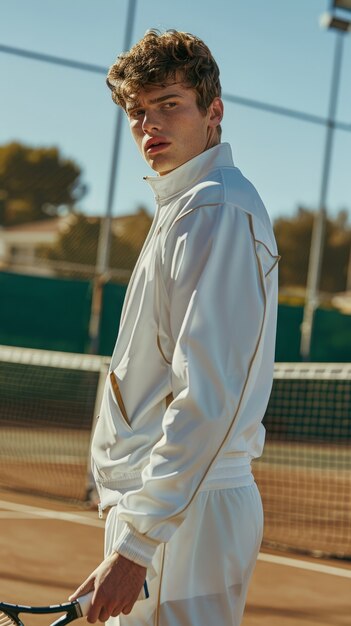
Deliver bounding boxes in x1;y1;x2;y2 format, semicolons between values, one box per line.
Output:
126;81;224;175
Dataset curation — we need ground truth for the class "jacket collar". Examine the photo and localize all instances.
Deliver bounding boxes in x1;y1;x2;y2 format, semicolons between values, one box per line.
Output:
144;142;234;202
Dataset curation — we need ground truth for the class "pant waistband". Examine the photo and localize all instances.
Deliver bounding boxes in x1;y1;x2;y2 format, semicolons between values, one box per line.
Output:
110;454;253;493
97;453;253;511
199;453;253;491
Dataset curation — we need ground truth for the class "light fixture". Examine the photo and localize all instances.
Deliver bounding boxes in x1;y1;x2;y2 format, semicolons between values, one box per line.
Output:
320;12;351;30
332;0;351;11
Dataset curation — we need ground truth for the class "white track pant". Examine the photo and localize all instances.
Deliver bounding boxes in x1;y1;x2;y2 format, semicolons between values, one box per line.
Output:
105;482;263;626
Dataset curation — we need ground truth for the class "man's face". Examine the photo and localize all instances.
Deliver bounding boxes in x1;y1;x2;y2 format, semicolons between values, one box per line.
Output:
126;82;223;176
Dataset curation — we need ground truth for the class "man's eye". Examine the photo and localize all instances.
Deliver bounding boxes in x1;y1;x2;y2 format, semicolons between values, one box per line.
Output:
130;109;144;119
163;102;177;109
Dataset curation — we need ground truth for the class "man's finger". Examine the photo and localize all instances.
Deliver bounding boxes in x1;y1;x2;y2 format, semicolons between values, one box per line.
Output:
111;607;121;617
69;578;95;602
97;605;120;623
122;603;134;615
87;601;102;624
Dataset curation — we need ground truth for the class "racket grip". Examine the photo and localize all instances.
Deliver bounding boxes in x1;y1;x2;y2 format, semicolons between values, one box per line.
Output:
77;582;148;616
77;591;94;616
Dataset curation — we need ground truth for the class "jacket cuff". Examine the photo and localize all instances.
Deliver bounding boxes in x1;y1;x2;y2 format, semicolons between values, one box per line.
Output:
113;522;159;568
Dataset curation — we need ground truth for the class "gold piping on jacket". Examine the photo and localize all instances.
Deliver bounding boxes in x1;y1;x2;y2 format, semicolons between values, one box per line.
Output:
170;205;279;277
155;544;166;626
109;371;130;426
148;211;268;532
254;238;281;277
165;392;174;408
265;256;280;278
157;334;172;365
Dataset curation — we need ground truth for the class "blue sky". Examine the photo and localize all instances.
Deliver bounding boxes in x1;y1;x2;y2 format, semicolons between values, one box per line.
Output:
1;0;350;223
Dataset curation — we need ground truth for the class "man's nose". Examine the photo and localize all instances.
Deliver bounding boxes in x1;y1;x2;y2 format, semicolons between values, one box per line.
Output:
142;111;161;133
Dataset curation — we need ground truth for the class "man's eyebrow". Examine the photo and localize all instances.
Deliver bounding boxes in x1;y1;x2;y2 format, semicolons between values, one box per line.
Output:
149;93;183;104
127;93;183;111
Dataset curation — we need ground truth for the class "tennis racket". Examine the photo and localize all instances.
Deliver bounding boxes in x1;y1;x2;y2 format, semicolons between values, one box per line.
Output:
0;592;93;626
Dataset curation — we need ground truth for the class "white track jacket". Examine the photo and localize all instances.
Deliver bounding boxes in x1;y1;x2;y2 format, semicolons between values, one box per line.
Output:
92;142;279;569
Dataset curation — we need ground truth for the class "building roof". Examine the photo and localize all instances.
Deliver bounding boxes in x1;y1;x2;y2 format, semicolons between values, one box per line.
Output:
1;210;151;235
2;216;72;234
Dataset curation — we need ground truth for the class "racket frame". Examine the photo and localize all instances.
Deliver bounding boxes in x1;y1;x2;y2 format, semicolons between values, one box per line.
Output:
0;596;85;626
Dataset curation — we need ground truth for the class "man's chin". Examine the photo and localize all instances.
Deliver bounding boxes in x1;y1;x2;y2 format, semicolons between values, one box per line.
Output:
148;159;173;176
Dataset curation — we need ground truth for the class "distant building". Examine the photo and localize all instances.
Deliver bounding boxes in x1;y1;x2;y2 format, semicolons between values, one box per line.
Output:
0;216;74;275
0;209;152;278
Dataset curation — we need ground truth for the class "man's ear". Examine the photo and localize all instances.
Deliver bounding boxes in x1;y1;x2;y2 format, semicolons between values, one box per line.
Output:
208;97;224;129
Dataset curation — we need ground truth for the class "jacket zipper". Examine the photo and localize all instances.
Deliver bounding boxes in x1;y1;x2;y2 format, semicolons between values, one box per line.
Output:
98;502;103;519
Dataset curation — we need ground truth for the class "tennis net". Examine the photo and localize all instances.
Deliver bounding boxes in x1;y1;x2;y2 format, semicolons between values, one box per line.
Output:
0;347;350;558
0;345;108;502
254;362;351;559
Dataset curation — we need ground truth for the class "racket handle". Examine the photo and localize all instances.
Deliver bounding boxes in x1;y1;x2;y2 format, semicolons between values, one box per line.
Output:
77;591;94;616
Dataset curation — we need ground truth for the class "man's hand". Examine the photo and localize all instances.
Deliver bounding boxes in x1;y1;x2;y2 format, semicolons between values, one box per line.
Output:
69;553;147;623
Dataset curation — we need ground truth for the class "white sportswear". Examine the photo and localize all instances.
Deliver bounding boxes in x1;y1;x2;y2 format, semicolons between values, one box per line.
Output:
92;142;279;570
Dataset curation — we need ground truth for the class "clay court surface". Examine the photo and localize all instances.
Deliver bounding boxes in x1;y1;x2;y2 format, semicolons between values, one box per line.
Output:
1;490;350;626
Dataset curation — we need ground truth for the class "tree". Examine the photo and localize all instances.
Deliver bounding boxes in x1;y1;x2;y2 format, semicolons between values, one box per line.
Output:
274;207;351;293
39;208;153;280
0;142;86;226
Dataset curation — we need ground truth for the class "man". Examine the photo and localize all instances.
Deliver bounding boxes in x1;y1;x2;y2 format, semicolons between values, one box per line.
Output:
70;29;279;625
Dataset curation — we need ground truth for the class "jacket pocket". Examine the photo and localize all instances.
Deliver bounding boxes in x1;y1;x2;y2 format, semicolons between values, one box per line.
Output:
91;454;108;484
109;371;133;431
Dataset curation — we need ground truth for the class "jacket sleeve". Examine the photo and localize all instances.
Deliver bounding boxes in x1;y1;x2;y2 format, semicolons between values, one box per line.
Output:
113;203;267;567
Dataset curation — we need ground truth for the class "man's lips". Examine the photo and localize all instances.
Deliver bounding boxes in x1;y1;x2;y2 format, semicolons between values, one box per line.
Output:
144;137;170;154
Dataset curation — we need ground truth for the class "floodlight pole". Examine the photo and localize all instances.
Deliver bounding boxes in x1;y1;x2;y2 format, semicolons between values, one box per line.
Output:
89;0;137;354
300;31;345;361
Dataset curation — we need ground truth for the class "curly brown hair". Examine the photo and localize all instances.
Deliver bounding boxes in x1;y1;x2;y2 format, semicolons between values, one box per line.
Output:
106;29;222;131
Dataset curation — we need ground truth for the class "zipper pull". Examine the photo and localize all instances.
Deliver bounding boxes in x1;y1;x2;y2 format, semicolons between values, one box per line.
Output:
98;503;103;519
